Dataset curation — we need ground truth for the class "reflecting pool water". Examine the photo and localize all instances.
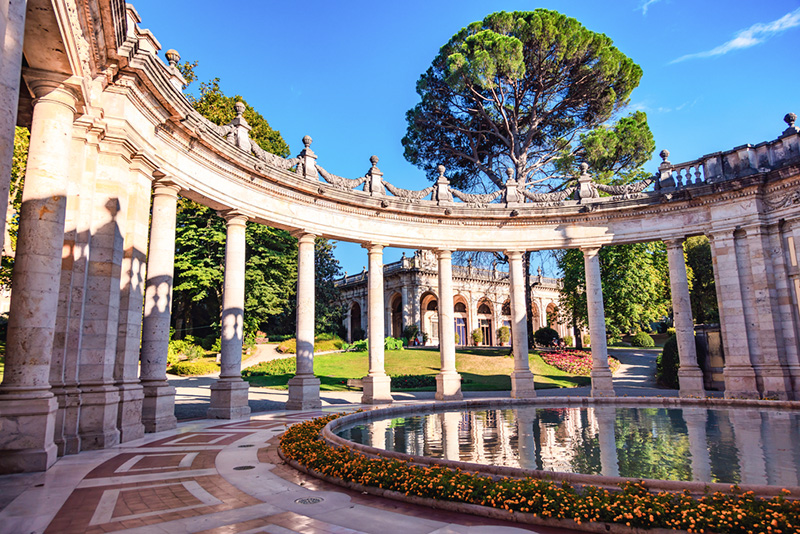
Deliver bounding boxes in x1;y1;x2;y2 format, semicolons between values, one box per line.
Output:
335;405;800;485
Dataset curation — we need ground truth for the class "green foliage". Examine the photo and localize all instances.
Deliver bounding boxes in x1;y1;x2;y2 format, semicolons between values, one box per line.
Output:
242;357;296;377
583;334;591;346
656;335;680;388
276;335;345;354
1;127;30;286
576;111;655;182
403;324;420;340
167;352;180;367
666;327;676;336
471;328;483;345
558;242;671;340
313;238;344;335
403;9;644;191
343;339;368;352
169;359;219;376
385;337;404;350
685;236;719;324
168;339;205;361
563;335;573;347
390;374;437;389
630;331;655;347
534;327;560;346
496;325;510;345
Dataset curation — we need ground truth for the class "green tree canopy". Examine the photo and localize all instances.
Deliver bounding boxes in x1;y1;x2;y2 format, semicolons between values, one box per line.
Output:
403;9;645;191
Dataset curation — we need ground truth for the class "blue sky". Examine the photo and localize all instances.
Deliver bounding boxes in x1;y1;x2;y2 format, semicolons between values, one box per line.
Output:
129;0;800;276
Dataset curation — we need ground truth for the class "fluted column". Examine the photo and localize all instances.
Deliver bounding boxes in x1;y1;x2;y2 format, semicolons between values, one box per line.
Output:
140;176;180;433
208;211;251;419
286;232;321;409
362;243;391;404
0;79;78;473
435;250;462;400
665;238;706;397
507;250;535;398
583;247;615;396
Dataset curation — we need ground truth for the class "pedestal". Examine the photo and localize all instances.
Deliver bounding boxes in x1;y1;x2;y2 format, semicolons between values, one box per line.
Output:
510;370;537;398
435;371;463;401
286;375;321;410
590;369;616;397
361;374;392;404
141;383;177;432
678;368;706;398
723;366;760;399
0;396;58;473
208;380;251;420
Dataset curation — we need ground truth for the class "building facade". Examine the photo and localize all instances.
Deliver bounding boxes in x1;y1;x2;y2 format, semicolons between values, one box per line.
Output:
337;250;570;346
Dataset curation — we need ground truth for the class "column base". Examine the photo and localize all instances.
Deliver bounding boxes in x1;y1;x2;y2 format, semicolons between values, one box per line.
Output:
678;368;707;398
435;371;463;401
78;386;121;450
723;366;760;399
591;369;615;397
361;374;392;404
286;375;321;410
117;383;145;443
754;365;793;400
510;370;537;399
0;395;58;473
208;379;251;420
142;382;177;433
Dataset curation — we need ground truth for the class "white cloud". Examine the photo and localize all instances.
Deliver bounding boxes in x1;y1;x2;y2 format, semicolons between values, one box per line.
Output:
671;7;800;63
639;0;663;15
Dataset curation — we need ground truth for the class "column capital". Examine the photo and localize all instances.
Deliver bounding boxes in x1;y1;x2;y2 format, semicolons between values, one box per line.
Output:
435;249;452;259
218;209;249;226
504;249;525;260
663;237;685;250
152;173;182;196
291;230;317;244
23;69;81;113
581;245;602;257
361;242;386;254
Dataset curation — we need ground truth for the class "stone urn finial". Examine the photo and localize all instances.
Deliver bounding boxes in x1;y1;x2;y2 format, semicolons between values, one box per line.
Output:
506;167;514;180
660;149;670;163
437;164;446;177
234;101;245;118
785;113;797;129
302;135;312;148
579;162;589;174
370;155;380;167
164;49;180;67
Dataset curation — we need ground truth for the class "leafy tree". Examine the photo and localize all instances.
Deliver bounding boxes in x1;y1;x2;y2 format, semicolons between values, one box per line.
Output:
1;127;30;285
558;242;671;340
684;236;718;324
403;10;652;346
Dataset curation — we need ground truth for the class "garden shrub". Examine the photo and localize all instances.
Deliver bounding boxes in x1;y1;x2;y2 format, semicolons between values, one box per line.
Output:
533;327;559;347
166;352;180;367
471;328;483;345
168;339;204;361
666;326;676;336
276;339;297;354
385;337;404;350
496;325;510;346
169;359;219;376
582;334;590;346
242;357;296;377
402;324;419;342
344;339;368;352
351;326;365;341
562;335;573;347
454;331;460;345
277;336;344;354
656;334;704;388
390;374;436;389
630;331;655;347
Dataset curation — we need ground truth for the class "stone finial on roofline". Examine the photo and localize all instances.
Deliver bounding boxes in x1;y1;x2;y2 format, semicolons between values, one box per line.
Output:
365;155;385;196
783;112;798;137
433;165;453;205
658;149;676;190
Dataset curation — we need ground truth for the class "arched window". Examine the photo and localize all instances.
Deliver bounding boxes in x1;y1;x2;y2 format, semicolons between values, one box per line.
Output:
454;302;467;313
478;303;491;315
427;300;438;311
501;300;511;316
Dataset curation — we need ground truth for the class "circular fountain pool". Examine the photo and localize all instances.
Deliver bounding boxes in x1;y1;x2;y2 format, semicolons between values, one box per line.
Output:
327;398;800;493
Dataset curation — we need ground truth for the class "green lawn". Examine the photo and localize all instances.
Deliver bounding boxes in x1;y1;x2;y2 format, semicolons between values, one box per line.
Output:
244;347;589;391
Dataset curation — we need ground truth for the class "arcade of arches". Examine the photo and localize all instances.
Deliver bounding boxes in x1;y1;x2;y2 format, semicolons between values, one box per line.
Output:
1;1;800;474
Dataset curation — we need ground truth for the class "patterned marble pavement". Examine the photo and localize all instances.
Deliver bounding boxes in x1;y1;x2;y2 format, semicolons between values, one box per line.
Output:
0;406;578;534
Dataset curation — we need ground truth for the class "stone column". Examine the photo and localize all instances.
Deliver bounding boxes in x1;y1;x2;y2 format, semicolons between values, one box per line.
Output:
401;283;409;331
362;243;391;404
583;247;615;396
708;231;759;398
0;79;78;473
507;250;535;398
665;238;706;397
0;0;27;249
435;250;462;400
208;212;251;419
140;177;180;433
770;222;800;399
286;233;321;409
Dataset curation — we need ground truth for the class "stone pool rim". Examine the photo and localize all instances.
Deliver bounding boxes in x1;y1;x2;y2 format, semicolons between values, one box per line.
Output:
322;396;800;498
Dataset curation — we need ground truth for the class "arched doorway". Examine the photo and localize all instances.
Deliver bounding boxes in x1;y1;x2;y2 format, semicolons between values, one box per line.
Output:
350;301;362;342
546;302;560;337
454;300;468;346
390;293;403;338
531;302;541;331
421;292;439;345
477;300;493;346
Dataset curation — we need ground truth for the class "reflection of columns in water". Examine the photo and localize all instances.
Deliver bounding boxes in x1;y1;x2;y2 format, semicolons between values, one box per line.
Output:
496;409;515;466
682;407;712;483
515;408;538;470
732;410;768;485
763;412;799;487
369;418;390;450
594;406;619;477
442;411;461;461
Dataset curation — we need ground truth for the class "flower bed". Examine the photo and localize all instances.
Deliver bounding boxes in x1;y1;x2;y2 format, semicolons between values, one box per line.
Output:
541;350;621;376
280;414;798;533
